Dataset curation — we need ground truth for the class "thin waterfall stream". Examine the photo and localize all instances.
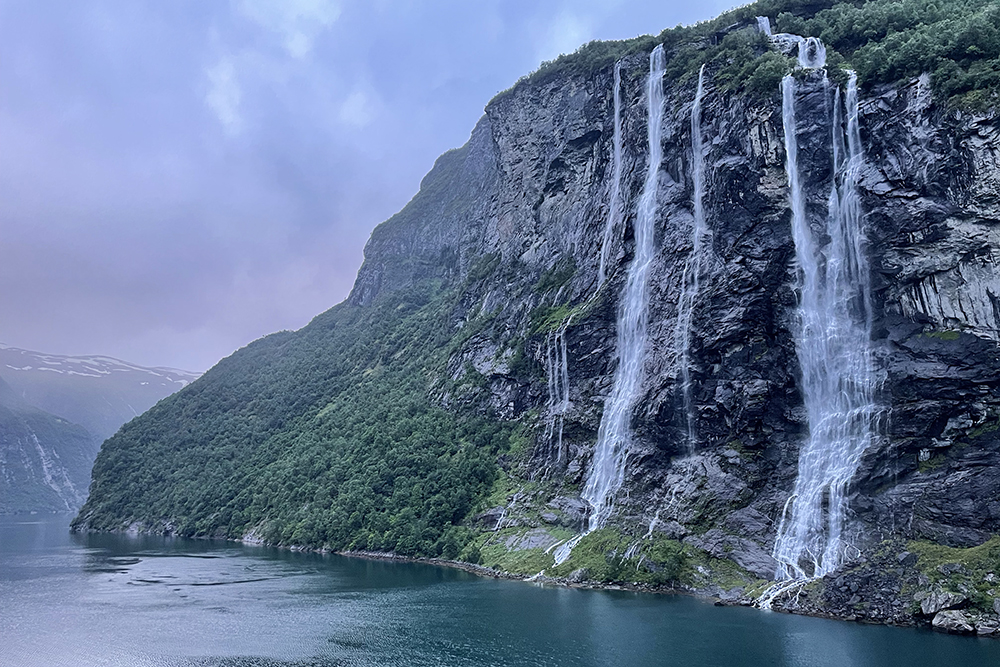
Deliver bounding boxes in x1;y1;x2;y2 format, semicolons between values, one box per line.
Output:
675;64;709;448
554;45;666;566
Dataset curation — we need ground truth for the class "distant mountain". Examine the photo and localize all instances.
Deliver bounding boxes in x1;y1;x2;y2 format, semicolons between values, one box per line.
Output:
0;346;199;513
0;345;198;442
0;376;98;513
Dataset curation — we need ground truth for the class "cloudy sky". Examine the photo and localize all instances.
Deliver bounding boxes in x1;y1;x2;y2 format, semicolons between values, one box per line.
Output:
0;0;738;372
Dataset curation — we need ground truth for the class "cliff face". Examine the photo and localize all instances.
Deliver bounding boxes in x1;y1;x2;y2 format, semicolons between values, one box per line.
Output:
76;18;1000;632
354;59;1000;536
342;51;1000;622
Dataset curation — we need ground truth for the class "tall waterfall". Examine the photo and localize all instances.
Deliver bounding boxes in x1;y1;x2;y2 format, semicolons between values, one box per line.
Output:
598;61;625;287
555;45;665;565
676;64;709;447
767;71;880;591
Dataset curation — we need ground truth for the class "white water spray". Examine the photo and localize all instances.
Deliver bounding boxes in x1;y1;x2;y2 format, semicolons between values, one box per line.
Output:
767;30;826;70
675;64;709;447
555;45;666;566
797;37;827;69
598;61;625;287
762;72;880;605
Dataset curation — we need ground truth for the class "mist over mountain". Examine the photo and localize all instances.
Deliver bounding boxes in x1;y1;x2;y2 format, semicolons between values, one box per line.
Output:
0;346;198;513
0;345;197;442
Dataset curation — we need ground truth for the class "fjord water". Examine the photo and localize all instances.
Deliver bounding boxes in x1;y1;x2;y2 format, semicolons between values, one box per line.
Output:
4;515;999;667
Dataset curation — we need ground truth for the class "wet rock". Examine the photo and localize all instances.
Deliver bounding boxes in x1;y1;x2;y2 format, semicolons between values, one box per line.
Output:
932;610;975;634
546;496;588;529
503;528;560;551
474;507;506;531
567;568;589;583
937;562;964;575
683;528;775;579
897;551;918;567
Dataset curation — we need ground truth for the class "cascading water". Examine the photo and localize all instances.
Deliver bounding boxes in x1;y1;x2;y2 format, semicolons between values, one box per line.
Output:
675;64;709;447
797;37;827;69
598;61;625;288
554;45;666;566
761;70;880;605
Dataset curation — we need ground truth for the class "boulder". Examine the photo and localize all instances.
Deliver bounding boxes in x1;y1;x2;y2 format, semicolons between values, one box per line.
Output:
976;618;1000;637
920;590;967;616
932;610;975;634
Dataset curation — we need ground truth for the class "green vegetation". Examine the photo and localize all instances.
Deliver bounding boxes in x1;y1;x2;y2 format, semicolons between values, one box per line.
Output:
494;0;1000;107
922;329;962;341
75;279;518;558
464;527;566;575
917;451;948;473
909;536;1000;611
548;528;687;585
776;0;1000;106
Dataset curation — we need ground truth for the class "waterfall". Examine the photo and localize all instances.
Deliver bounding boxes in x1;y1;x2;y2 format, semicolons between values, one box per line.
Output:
555;45;666;566
764;71;880;599
797;37;827;69
768;30;826;70
675;64;709;447
598;61;625;287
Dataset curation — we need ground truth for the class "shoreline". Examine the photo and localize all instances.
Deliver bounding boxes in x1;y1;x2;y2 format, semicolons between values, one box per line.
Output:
70;522;998;639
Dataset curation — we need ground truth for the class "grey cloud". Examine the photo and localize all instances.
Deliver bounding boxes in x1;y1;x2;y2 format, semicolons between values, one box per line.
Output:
0;0;740;372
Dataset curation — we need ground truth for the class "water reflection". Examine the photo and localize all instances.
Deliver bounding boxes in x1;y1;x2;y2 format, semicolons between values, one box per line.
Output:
2;514;999;667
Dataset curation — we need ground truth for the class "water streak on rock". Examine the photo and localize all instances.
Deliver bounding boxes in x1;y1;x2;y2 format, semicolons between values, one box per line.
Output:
598;61;625;287
676;64;709;448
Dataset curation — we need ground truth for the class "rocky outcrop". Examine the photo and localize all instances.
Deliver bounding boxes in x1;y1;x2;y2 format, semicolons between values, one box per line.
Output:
933;610;975;634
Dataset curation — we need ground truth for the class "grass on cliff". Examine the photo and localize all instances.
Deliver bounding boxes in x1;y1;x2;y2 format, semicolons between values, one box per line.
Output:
495;0;1000;108
909;536;1000;611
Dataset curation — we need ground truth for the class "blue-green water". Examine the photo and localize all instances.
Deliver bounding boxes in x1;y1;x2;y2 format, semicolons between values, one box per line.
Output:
2;515;998;666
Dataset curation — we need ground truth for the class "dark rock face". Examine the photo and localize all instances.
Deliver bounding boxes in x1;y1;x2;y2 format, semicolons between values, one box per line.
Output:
348;49;1000;625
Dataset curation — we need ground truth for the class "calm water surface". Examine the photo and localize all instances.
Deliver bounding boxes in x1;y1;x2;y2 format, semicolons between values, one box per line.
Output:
2;514;998;666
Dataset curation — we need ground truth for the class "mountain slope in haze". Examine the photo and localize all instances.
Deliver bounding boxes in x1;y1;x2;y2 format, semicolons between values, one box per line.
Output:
0;377;98;513
0;346;199;513
0;345;198;442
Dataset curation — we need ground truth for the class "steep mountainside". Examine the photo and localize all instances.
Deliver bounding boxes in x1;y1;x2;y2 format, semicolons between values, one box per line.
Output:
75;0;1000;633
